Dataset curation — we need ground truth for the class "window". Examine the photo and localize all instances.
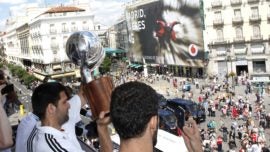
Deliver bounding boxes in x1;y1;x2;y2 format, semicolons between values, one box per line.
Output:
216;29;223;40
235;27;243;38
63;36;68;48
253;61;266;73
82;21;89;30
251;7;259;17
234;9;241;17
214;11;222;20
71;22;77;31
51;37;58;49
253;25;260;37
62;23;68;32
50;24;56;33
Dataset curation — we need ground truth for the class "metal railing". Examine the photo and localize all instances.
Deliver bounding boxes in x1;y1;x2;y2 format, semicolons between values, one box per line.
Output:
213;18;224;26
249;14;261;22
232;16;243;24
231;0;242;5
211;1;222;7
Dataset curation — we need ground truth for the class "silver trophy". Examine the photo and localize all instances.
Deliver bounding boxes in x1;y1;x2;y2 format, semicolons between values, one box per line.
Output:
66;31;105;83
66;31;113;119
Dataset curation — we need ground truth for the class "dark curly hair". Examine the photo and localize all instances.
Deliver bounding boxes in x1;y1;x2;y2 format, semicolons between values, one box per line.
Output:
110;81;158;139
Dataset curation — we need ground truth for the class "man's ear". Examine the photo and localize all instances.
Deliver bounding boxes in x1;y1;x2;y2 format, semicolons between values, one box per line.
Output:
47;103;56;114
150;115;159;131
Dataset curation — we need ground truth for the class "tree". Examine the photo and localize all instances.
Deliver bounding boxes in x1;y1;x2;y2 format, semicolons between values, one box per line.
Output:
99;56;112;74
22;75;36;87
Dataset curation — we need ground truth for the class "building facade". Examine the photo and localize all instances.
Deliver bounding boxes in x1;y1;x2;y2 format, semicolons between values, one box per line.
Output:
204;0;270;82
114;19;129;51
28;6;95;81
0;5;100;81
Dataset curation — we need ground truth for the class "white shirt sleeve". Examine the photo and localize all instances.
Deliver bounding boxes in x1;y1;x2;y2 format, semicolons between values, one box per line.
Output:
67;95;82;123
62;95;82;150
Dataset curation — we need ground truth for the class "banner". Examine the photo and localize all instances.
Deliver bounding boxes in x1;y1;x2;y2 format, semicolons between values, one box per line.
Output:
125;0;204;67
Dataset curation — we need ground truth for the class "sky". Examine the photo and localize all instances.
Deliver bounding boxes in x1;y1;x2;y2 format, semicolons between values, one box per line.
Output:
0;0;131;31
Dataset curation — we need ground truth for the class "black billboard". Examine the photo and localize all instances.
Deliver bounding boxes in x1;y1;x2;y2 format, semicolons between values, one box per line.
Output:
125;0;204;67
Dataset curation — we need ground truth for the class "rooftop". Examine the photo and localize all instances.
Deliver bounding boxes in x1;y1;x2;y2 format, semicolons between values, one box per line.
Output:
44;6;85;14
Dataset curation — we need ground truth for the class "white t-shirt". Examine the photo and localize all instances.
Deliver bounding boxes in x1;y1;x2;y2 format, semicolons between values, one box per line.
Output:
251;144;261;152
15;112;39;152
32;95;83;152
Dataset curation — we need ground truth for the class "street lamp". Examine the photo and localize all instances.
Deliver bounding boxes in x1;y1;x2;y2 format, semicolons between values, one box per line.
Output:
226;49;234;91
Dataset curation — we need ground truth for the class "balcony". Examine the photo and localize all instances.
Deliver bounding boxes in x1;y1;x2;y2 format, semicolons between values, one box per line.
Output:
232;16;243;24
231;0;242;6
211;1;222;8
251;35;263;41
216;50;226;56
247;0;259;3
213;18;224;26
233;37;245;43
251;45;264;54
234;48;247;55
211;38;229;45
249;14;261;22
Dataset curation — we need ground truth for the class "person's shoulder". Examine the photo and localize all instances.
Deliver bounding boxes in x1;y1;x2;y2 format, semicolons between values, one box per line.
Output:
34;128;84;152
68;94;80;103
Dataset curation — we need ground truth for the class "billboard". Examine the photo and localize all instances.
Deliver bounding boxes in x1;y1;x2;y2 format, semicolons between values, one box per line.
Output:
125;0;204;67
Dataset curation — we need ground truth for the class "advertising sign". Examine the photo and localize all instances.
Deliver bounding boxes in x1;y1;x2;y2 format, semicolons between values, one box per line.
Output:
125;0;204;66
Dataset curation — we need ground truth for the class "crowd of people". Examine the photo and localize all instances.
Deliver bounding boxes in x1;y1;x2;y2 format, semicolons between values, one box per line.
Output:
115;70;270;152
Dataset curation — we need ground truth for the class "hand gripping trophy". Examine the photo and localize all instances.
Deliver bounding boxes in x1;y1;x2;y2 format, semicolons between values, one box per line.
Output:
66;31;114;119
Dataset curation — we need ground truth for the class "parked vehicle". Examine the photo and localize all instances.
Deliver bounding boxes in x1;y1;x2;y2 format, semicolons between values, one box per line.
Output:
166;98;206;123
157;93;167;109
158;109;178;135
183;83;191;91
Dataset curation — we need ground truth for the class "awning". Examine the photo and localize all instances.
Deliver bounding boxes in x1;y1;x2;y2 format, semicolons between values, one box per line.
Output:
104;48;127;54
51;72;76;79
53;65;62;70
75;69;81;78
134;64;143;68
128;64;137;68
33;73;45;81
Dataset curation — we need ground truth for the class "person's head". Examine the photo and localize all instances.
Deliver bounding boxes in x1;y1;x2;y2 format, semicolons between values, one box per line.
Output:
110;81;159;145
32;82;70;126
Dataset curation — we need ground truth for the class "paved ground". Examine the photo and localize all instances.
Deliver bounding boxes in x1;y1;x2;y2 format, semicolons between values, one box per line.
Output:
142;77;270;151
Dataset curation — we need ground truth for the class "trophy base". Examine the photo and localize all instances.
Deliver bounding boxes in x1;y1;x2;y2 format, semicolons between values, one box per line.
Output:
83;76;114;119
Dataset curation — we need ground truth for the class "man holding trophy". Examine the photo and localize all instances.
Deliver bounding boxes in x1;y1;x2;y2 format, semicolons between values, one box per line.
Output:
29;31;113;152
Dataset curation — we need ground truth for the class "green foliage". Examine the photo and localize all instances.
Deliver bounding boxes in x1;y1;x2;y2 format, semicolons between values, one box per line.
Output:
7;63;36;85
0;63;3;69
23;75;36;86
15;68;27;79
100;56;111;74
